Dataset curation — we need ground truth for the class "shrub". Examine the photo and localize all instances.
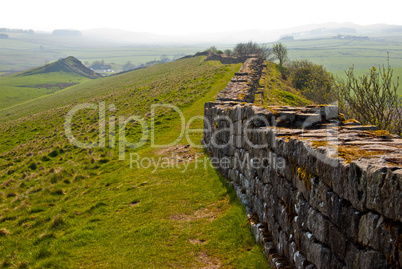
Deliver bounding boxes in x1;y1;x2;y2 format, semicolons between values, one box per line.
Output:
336;58;402;135
287;60;336;104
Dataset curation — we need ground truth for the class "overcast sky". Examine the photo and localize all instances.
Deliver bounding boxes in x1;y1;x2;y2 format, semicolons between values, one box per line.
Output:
2;0;401;35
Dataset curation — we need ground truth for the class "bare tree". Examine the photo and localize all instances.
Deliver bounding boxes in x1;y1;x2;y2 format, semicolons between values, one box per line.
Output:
272;43;288;66
233;41;273;60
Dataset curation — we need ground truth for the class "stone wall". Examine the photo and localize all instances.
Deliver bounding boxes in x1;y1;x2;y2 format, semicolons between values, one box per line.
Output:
204;54;252;64
202;57;402;268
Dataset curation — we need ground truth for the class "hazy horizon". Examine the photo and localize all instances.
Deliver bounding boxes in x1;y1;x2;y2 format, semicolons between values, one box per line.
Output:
2;0;402;36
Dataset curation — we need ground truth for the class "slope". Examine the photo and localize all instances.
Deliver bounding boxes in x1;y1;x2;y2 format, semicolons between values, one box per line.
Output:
255;61;312;107
0;56;269;268
0;57;100;110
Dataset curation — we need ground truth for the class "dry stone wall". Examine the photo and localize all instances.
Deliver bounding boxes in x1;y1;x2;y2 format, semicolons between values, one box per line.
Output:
202;57;402;268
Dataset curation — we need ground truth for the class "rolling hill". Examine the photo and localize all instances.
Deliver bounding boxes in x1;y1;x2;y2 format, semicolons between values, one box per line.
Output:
0;56;269;268
19;56;101;79
0;57;100;110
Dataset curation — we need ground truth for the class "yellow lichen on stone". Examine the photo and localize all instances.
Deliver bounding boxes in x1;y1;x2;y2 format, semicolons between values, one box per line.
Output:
297;167;313;190
367;130;392;139
342;119;360;124
237;92;246;100
335;146;383;164
311;140;329;148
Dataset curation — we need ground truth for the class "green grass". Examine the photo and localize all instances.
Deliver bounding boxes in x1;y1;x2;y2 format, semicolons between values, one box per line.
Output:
0;56;269;268
256;62;312;107
278;37;402;72
0;71;90;110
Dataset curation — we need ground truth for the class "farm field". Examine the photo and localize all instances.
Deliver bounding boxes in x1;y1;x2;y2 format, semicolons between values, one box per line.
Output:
0;33;207;75
281;37;402;71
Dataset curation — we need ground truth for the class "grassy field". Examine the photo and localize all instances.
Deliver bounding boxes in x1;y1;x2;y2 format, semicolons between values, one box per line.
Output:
0;71;90;110
279;37;402;72
0;56;102;110
0;56;269;268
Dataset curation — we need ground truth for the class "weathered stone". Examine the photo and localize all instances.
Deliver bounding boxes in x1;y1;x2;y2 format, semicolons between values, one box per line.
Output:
381;168;402;222
358;212;381;249
329;224;347;261
301;232;331;269
346;160;368;211
344;242;361;268
306;207;328;245
360;250;386;269
203;56;401;268
309;179;331;217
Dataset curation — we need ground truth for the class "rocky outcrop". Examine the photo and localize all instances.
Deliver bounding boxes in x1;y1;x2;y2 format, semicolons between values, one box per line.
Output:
203;57;402;268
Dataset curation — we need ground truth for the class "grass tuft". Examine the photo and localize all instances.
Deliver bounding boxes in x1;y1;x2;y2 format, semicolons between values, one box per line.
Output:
0;228;10;236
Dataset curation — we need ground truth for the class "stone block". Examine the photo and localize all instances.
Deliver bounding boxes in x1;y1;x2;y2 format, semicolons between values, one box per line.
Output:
360;250;386;269
329;224;347;261
346;160;368;211
309;179;331;218
380;168;402;222
358;212;381;249
306;207;328;245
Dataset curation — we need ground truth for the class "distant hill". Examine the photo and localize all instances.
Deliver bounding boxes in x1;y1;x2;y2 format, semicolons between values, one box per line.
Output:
52;29;82;36
19;56;101;79
0;57;98;110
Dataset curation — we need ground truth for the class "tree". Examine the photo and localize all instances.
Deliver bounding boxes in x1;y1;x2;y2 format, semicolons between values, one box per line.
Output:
123;61;136;71
207;46;218;54
224;49;232;56
160;55;170;63
336;57;402;135
233;41;273;60
272;43;288;66
287;60;336;104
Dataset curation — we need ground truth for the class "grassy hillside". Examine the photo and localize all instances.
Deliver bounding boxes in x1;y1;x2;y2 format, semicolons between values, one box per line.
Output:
0;57;100;110
0;57;269;268
255;62;312;107
20;56;101;79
